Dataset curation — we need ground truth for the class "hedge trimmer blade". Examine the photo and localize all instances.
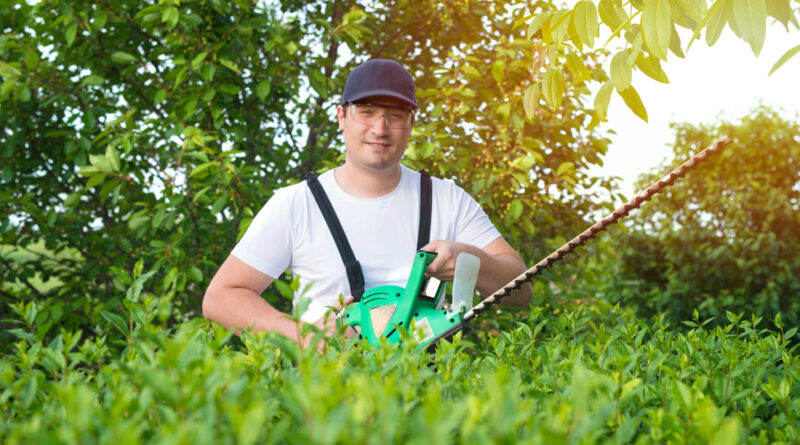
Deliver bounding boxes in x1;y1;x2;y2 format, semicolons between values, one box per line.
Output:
426;136;731;350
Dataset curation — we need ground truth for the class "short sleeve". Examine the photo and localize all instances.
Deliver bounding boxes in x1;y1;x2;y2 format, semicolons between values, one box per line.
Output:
230;189;294;278
451;185;502;249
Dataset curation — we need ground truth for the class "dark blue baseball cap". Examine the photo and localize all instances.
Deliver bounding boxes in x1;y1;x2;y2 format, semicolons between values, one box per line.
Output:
342;59;418;109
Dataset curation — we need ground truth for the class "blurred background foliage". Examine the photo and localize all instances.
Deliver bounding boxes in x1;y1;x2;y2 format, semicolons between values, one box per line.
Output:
1;0;798;348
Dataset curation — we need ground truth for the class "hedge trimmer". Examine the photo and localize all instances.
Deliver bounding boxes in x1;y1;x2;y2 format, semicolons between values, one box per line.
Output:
343;137;731;350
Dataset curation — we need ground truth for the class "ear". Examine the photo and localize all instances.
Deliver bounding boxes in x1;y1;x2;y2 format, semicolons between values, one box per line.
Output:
337;105;345;130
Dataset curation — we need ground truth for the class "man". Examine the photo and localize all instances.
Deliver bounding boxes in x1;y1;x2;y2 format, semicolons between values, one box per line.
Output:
203;59;531;346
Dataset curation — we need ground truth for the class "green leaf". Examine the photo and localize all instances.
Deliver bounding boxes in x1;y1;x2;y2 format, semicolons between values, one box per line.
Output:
635;55;669;83
768;43;800;75
542;67;564;109
82;75;105;87
24;51;39;70
111;51;137;64
154;88;167;104
257;80;271;100
192;52;208;70
642;0;672;59
593;81;614;120
508;199;523;222
162;7;179;30
610;51;632;92
618;86;648;122
573;1;599;48
99;310;130;337
220;58;242;75
189;266;203;282
733;0;767;56
523;84;539;119
65;22;78;46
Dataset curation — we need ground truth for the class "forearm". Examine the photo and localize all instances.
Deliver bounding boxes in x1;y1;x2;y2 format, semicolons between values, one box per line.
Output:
202;287;302;342
464;246;533;307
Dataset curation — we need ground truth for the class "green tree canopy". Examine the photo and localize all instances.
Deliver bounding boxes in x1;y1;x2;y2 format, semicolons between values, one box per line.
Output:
602;106;800;327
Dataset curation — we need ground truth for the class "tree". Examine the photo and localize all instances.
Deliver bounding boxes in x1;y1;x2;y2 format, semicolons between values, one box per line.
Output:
0;0;362;339
1;0;616;342
600;107;800;327
519;0;800;121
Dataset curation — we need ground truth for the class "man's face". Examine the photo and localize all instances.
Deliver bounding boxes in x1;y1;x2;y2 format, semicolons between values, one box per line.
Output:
337;96;414;173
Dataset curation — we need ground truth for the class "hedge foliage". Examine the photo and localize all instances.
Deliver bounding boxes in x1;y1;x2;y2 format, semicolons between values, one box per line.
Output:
2;271;799;443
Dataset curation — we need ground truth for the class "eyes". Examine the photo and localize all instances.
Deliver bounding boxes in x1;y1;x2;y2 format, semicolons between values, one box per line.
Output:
349;103;414;129
356;106;408;120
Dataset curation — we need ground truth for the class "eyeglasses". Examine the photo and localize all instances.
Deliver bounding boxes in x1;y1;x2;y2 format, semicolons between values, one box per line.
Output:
348;102;414;129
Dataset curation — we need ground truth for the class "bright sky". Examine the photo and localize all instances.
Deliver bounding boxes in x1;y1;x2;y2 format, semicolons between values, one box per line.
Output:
591;23;800;200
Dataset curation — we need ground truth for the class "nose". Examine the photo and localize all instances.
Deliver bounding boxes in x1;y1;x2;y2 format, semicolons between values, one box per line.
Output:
369;114;390;135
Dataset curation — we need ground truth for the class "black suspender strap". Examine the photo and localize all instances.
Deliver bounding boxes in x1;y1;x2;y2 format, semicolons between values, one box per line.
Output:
417;169;432;250
304;169;433;302
305;172;365;301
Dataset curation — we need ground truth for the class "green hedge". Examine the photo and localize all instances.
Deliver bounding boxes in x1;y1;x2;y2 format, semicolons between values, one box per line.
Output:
2;293;798;443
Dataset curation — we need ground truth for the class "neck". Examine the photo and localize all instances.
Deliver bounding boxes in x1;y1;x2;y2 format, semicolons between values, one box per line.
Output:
335;162;403;198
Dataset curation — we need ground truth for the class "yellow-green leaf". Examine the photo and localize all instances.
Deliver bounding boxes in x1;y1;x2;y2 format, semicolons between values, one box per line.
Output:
733;0;767;56
573;1;599;48
462;65;482;78
610;51;632;92
669;25;685;58
619;86;648;122
542;67;564;108
523;84;539;119
491;61;505;84
705;0;728;45
527;12;552;38
635;55;669;83
598;0;629;29
556;161;574;176
565;52;592;82
642;0;672;59
621;378;642;399
769;43;800;75
594;81;614;120
766;0;792;28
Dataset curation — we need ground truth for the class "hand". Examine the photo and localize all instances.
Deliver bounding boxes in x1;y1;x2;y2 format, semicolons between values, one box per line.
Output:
420;240;480;282
304;296;357;353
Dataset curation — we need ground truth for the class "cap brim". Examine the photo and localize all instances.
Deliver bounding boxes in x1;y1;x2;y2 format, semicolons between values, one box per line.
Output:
344;89;418;109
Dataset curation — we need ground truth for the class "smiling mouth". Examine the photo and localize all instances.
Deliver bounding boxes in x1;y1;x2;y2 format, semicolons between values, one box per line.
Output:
365;141;390;149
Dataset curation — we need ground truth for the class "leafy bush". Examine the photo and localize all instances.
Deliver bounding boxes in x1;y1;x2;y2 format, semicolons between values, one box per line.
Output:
2;270;798;443
597;108;800;330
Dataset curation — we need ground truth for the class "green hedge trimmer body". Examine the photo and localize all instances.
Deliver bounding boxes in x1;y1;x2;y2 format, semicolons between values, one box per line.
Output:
343;251;465;348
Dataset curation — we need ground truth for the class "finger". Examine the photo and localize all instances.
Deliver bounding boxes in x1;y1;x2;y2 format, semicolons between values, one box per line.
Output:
421;239;448;253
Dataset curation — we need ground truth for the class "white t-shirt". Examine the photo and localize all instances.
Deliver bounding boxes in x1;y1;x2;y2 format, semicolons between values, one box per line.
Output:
231;164;501;322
